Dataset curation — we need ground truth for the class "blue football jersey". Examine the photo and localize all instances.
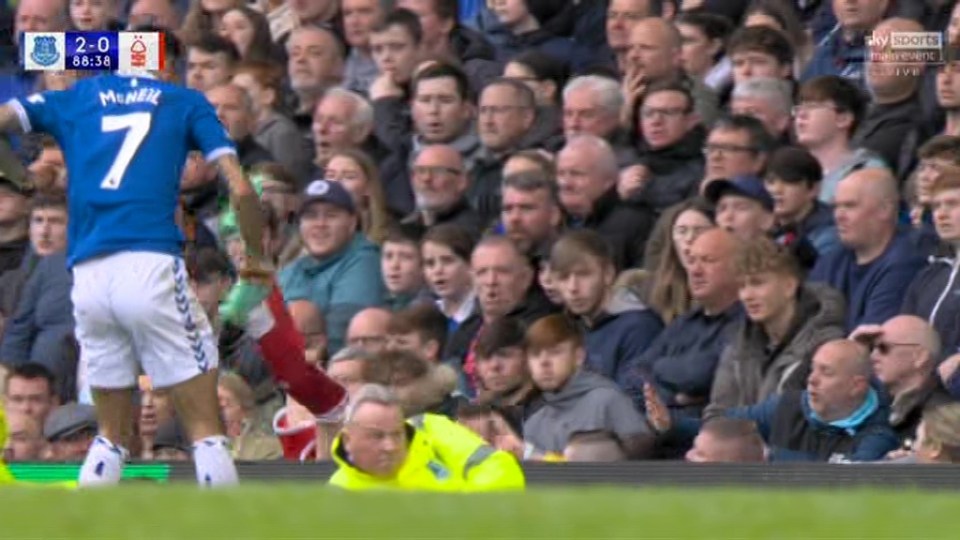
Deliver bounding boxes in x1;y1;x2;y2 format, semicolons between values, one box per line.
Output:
10;73;235;267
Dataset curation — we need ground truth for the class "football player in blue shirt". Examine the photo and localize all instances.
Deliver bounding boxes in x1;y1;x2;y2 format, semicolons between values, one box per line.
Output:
0;69;268;487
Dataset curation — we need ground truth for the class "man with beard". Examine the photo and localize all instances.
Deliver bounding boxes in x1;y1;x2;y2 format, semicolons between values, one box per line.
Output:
401;145;483;236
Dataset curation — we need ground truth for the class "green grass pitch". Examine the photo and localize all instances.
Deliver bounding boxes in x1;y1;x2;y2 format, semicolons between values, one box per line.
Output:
0;485;951;539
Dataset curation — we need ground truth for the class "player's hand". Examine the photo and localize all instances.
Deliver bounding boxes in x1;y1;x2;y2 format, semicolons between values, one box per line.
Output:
644;382;672;433
219;277;273;328
618;164;651;201
237;254;276;285
938;354;960;386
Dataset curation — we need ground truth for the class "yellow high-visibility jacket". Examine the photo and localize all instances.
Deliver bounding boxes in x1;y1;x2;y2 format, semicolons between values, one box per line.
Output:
0;409;20;486
329;413;525;492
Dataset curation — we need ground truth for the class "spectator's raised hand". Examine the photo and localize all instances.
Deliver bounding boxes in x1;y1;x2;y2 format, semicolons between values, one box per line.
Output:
644;382;671;433
490;413;525;460
618;164;650;201
848;324;884;346
369;73;404;101
620;69;646;129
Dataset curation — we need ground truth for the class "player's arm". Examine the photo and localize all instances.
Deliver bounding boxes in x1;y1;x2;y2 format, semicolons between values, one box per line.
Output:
0;104;25;135
215;153;266;265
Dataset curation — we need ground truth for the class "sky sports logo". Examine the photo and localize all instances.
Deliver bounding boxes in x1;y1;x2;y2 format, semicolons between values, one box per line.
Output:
865;31;945;64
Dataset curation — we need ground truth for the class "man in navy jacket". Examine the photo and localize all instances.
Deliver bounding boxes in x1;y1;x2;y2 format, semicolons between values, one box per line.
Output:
808;168;926;331
646;339;899;462
725;339;899;462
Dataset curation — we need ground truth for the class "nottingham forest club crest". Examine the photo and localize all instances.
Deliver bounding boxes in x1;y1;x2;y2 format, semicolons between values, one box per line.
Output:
30;36;60;67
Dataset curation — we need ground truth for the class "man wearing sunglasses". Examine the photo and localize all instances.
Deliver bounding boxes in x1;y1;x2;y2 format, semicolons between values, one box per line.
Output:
850;316;953;446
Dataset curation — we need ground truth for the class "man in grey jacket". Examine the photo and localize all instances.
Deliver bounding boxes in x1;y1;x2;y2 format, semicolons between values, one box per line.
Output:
522;313;654;459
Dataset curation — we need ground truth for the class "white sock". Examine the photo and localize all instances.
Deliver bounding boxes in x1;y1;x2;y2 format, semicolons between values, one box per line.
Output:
192;436;239;487
78;436;128;487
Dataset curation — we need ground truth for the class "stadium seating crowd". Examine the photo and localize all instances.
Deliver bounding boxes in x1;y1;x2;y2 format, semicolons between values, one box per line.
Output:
3;0;960;465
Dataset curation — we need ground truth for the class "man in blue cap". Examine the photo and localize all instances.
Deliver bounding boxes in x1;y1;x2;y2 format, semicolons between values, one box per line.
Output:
705;173;776;242
278;179;387;355
707;172;820;271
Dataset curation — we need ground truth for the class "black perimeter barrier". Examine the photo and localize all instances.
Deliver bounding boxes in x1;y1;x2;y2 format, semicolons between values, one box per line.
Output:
192;462;960;489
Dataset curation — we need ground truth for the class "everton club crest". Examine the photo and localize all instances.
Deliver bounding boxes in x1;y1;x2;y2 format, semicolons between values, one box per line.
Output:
30;35;60;67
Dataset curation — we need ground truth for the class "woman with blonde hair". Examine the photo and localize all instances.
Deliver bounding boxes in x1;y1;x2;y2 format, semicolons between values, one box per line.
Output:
915;403;960;464
643;199;715;324
218;372;283;460
322;148;391;245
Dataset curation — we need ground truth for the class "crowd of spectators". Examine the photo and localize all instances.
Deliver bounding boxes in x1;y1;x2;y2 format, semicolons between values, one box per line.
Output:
3;0;960;465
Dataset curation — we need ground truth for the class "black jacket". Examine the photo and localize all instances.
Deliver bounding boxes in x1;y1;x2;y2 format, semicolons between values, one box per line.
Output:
851;93;922;180
631;125;707;213
379;131;482;218
401;198;485;240
449;25;504;95
219;323;279;406
567;188;656;270
902;254;960;358
520;105;564;151
0;237;28;278
888;377;954;444
236;136;274;169
729;388;899;462
444;285;558;379
468;149;508;228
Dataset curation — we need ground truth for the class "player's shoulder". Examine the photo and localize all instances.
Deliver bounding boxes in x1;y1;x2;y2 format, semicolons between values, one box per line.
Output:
150;80;211;108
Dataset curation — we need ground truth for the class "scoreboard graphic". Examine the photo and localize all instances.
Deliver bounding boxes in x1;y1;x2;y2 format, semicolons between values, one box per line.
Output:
21;32;165;72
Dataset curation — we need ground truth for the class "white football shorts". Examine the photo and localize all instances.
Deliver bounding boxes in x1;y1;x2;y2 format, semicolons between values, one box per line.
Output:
72;251;219;390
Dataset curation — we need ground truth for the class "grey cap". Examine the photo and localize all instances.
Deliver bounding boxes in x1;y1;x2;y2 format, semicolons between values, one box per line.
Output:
43;403;98;441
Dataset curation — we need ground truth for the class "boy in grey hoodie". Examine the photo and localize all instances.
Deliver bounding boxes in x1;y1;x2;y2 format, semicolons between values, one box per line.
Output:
522;314;654;459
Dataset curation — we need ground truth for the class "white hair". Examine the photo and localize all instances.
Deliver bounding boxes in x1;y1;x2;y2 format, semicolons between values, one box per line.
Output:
562;76;624;118
561;134;619;179
731;77;793;117
344;384;401;424
322;87;374;137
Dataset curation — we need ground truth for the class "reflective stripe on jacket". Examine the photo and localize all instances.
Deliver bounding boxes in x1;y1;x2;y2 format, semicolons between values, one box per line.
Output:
329;413;525;492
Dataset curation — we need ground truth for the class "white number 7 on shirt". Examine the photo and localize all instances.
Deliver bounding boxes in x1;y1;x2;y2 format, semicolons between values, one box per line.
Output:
100;112;152;190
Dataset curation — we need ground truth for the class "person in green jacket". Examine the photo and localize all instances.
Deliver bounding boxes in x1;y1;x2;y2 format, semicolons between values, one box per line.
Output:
329;384;525;492
278;180;387;353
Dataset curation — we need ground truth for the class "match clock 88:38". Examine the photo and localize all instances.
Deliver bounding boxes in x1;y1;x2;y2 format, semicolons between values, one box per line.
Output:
65;32;119;70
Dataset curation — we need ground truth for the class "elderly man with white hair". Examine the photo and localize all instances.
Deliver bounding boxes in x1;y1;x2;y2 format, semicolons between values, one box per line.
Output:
556;134;655;270
730;77;793;144
561;75;638;167
311;87;375;169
